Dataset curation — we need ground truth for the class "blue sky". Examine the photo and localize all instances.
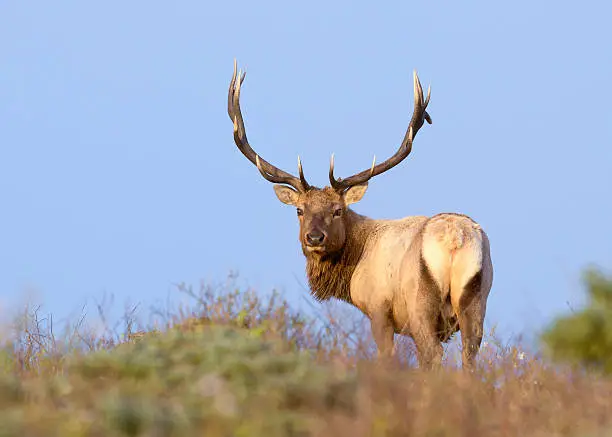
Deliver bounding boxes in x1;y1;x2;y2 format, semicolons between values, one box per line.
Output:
1;1;610;342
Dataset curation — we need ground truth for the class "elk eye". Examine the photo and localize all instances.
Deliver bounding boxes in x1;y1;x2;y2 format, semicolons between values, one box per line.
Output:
333;208;343;218
297;208;304;216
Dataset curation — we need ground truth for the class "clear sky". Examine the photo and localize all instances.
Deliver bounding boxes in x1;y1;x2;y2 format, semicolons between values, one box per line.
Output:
1;1;610;342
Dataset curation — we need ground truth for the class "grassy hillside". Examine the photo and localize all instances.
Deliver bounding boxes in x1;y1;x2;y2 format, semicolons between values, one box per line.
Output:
1;285;611;436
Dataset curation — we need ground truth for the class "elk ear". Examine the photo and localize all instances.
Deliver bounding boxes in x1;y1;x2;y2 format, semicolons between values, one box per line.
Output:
343;183;368;205
273;185;299;206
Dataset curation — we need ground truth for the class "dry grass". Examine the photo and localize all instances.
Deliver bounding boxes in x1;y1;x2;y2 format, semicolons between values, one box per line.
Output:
1;280;611;436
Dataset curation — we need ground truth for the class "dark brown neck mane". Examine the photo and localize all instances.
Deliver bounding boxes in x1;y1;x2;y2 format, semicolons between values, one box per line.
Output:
305;209;373;303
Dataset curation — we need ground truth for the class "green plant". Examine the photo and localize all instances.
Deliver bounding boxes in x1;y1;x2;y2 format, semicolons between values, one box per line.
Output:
541;267;612;374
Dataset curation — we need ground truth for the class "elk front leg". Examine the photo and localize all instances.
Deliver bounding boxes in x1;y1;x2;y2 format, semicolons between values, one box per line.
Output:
371;308;395;359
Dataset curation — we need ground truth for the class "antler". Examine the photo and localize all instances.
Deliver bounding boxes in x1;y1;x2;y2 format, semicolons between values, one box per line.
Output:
329;70;432;192
228;59;310;192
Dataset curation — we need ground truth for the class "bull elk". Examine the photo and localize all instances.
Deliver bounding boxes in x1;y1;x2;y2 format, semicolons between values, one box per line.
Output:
226;60;493;369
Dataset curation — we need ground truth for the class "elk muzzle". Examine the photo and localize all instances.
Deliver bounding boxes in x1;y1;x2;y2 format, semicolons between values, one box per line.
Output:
305;230;326;247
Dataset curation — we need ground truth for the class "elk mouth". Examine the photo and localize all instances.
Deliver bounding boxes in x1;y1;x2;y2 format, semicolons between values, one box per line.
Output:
305;245;326;253
303;243;328;256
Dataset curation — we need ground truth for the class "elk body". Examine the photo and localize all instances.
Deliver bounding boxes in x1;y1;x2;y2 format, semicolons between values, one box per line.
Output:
227;60;493;369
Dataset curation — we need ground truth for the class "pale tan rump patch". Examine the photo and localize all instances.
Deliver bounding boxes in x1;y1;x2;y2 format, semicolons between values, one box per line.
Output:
421;214;483;298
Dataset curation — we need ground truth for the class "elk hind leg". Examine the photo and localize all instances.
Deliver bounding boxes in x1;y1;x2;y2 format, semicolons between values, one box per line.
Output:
453;270;485;370
412;259;444;370
412;318;443;369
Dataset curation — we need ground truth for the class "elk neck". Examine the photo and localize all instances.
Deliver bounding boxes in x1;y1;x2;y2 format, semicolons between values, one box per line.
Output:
305;209;374;304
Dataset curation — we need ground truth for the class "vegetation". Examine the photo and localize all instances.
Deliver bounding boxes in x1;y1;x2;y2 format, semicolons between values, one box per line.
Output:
541;266;612;375
1;277;611;436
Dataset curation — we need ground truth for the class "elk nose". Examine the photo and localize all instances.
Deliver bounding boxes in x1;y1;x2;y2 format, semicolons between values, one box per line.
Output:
306;230;326;246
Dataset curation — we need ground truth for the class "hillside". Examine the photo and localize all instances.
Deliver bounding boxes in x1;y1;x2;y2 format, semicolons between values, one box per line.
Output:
1;286;611;436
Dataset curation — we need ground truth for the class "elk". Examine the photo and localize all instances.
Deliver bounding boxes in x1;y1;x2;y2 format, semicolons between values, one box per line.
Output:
226;60;493;369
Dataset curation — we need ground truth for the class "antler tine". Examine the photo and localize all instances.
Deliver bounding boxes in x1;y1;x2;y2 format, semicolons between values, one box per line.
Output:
329;68;432;192
414;70;433;126
297;156;311;190
369;155;376;177
228;59;309;192
329;153;342;190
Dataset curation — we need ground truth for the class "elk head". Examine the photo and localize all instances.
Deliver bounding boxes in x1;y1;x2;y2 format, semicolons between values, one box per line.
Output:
227;59;432;258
